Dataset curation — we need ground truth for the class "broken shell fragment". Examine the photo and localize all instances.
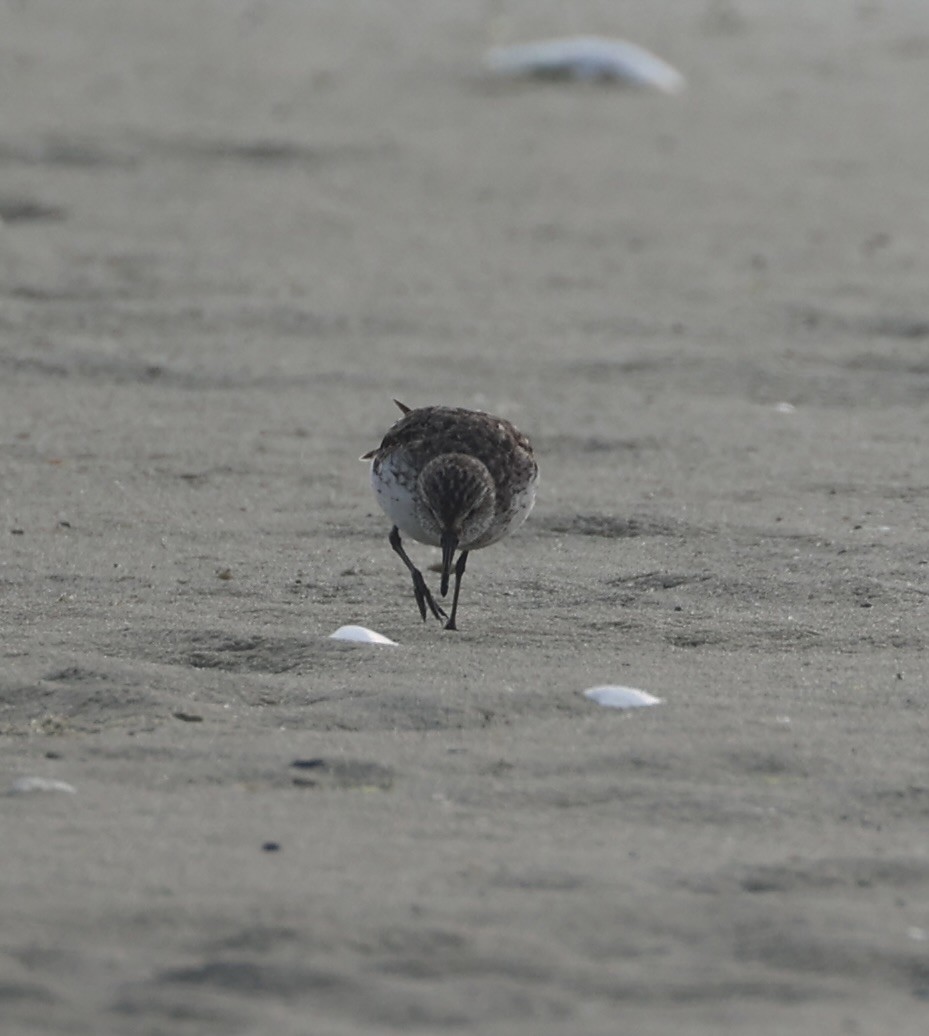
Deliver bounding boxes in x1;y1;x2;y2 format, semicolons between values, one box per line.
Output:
329;625;398;646
583;685;663;709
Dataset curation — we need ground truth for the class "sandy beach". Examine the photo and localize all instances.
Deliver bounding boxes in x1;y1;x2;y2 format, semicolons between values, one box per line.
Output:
2;2;929;1032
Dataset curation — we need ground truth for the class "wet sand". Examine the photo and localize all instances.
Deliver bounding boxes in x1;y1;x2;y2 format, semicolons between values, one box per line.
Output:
2;2;929;1032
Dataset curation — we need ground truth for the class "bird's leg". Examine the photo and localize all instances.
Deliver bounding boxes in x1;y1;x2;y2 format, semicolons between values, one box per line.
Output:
444;550;469;631
388;526;446;622
439;530;458;598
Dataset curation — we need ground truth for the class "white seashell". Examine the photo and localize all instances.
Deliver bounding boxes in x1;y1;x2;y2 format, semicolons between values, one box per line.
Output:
583;685;662;709
9;776;77;795
484;37;685;93
329;625;398;646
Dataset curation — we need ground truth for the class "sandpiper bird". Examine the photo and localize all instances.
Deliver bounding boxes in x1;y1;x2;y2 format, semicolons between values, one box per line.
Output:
362;401;538;630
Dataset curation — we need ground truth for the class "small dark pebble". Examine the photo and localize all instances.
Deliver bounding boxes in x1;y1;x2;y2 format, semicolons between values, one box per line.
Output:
58;520;71;528
45;751;62;760
291;759;325;770
173;711;204;723
10;529;24;535
262;842;281;853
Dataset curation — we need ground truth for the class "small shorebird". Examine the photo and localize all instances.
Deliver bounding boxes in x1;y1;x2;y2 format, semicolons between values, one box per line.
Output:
362;401;538;630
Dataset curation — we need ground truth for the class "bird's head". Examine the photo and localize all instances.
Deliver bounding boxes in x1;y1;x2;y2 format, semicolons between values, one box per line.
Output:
418;454;495;595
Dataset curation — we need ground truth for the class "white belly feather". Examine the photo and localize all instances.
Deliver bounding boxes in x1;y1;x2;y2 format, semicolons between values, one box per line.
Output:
369;458;442;547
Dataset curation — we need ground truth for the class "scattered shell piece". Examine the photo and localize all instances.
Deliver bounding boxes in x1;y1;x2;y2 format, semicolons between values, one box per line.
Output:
584;685;662;709
485;36;685;93
9;776;77;795
773;402;796;413
329;625;397;646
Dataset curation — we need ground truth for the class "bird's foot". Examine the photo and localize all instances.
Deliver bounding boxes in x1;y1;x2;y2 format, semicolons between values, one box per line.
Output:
412;570;447;622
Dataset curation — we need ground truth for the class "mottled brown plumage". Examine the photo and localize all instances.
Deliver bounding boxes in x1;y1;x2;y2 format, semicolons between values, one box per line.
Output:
362;402;538;630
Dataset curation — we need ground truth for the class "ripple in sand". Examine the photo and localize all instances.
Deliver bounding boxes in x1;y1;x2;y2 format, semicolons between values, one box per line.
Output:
9;776;77;795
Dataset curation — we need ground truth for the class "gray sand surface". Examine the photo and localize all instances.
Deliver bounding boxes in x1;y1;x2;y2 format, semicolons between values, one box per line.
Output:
2;2;928;1032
